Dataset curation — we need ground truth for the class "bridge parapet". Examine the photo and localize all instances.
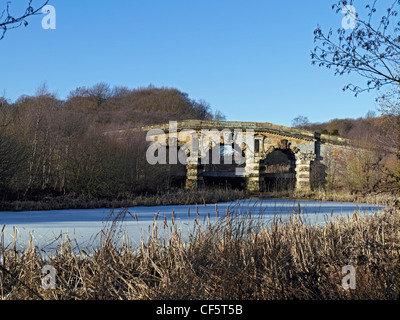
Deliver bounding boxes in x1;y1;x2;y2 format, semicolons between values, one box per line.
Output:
144;120;348;145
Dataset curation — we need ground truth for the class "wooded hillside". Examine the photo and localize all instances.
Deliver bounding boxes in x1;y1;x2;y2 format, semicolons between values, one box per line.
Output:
0;84;222;203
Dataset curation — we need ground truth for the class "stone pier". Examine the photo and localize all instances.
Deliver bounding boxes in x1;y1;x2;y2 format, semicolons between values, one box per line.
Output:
295;152;316;192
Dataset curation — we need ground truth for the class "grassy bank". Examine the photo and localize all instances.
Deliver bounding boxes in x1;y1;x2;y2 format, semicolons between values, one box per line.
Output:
0;202;398;300
1;186;397;212
0;188;248;211
257;189;399;206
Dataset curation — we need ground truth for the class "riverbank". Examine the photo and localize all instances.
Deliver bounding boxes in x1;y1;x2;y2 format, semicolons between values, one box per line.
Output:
255;189;399;207
0;188;397;211
0;188;248;212
0;204;398;300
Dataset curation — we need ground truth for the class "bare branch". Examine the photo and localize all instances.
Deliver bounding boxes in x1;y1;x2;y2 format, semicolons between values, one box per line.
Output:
0;0;50;40
311;0;400;96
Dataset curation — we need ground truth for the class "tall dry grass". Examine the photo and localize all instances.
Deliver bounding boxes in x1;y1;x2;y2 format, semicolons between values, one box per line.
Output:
0;203;398;300
0;187;247;211
294;189;399;206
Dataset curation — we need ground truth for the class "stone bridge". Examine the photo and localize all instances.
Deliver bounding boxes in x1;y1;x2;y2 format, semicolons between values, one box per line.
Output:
144;120;349;193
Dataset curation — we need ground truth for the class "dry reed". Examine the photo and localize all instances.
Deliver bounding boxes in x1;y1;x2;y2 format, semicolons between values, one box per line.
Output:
0;203;398;300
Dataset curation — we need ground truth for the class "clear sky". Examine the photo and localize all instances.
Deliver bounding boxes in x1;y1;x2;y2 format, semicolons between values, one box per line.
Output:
0;0;386;126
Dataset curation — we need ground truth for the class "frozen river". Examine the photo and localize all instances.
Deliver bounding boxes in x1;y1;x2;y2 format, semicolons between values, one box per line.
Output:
0;198;386;251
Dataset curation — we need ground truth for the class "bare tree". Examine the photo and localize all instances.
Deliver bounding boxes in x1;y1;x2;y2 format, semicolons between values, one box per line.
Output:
291;115;310;128
213;110;226;121
375;85;399;159
311;0;399;96
0;0;49;40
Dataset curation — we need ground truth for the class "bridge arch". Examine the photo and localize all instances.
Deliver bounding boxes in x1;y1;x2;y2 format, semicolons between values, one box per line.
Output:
259;147;297;192
200;140;246;190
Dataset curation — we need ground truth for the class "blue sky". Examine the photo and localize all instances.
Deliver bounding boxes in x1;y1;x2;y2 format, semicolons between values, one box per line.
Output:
0;0;386;126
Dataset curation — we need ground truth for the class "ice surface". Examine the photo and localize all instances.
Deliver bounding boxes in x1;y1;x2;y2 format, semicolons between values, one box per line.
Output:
0;198;386;251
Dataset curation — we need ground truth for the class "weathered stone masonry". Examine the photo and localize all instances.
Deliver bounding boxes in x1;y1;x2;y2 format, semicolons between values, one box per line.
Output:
144;120;349;193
